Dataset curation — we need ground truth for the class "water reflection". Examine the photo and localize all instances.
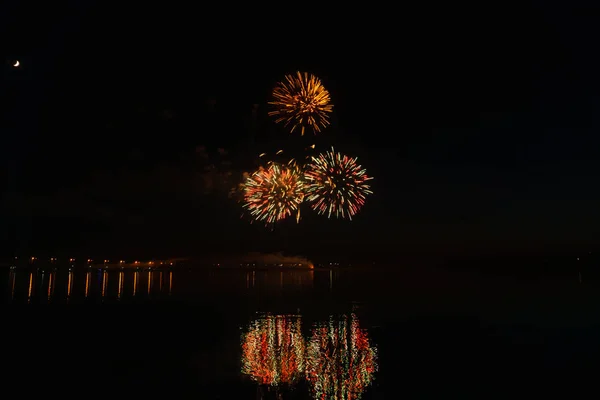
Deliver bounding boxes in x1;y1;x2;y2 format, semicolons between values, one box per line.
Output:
4;267;337;304
40;270;45;295
9;270;16;300
48;271;55;299
246;271;256;289
85;271;90;297
67;270;73;301
306;314;378;399
101;270;108;297
241;314;305;386
330;269;333;290
241;313;378;399
117;271;123;299
242;270;315;291
27;272;33;303
133;271;139;295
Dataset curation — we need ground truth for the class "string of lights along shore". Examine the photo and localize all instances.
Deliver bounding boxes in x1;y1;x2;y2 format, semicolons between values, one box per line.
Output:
240;71;374;226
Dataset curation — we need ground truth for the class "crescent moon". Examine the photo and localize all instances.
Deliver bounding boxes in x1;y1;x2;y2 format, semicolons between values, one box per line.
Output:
13;60;19;67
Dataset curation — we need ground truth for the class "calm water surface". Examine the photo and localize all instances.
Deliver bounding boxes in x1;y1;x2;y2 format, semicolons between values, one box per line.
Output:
3;265;600;398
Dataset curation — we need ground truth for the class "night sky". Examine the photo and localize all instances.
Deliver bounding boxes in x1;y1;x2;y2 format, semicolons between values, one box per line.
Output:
2;2;600;261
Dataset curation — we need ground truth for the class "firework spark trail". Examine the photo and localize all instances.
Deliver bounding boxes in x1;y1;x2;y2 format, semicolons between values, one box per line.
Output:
242;163;305;225
304;147;373;220
268;71;333;136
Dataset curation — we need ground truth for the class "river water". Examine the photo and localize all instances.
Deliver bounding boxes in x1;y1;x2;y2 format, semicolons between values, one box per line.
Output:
3;265;600;398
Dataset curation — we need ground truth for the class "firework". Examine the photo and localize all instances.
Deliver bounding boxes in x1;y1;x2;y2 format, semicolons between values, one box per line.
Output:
268;71;333;136
306;314;378;399
304;147;373;220
242;163;305;224
241;314;306;386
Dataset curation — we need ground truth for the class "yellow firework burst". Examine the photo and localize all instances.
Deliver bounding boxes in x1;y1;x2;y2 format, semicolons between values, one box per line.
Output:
268;71;333;136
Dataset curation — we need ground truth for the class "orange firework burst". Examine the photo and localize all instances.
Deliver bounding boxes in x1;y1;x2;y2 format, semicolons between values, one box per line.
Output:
304;147;373;220
242;163;305;225
268;71;333;136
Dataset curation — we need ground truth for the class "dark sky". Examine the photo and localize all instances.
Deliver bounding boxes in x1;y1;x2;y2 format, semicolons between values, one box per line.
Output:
2;2;600;260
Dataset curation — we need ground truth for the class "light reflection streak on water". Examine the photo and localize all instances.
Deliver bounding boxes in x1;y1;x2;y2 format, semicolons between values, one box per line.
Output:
10;271;16;300
169;271;172;295
102;271;107;297
27;272;33;303
133;271;138;295
47;272;53;299
117;271;123;299
330;269;333;290
159;271;163;292
148;271;152;295
85;272;90;297
67;271;73;300
51;272;56;297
